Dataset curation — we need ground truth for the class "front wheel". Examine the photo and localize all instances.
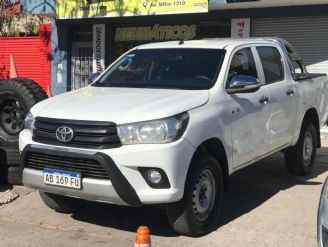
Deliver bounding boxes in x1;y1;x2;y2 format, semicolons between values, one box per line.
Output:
39;191;85;214
167;155;224;237
284;122;317;176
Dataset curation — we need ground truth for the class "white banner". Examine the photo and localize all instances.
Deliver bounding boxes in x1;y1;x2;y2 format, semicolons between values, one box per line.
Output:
93;24;105;73
231;18;250;39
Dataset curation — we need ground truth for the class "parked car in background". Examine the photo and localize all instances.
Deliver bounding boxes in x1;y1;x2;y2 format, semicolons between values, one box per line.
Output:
15;38;328;236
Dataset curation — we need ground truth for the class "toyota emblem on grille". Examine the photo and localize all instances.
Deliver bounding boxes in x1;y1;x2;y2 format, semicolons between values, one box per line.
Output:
56;126;74;143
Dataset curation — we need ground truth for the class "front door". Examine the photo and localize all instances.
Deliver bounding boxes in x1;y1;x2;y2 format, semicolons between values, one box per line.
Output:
71;42;93;90
226;47;271;168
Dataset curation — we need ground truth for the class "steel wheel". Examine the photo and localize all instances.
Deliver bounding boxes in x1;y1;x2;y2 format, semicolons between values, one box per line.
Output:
167;155;224;237
284;121;317;176
192;169;216;222
303;131;313;167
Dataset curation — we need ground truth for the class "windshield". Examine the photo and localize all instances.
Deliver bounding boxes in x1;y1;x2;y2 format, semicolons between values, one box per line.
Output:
93;48;225;90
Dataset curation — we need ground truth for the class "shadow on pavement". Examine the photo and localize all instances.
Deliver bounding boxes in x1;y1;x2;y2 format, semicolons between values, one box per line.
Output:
72;147;328;237
218;149;327;228
73;202;177;237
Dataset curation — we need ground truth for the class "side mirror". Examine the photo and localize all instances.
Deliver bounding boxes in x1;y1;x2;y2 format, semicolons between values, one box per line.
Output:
227;75;261;94
88;72;101;84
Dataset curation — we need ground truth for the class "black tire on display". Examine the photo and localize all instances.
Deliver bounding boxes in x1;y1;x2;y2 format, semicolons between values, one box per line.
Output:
167;155;224;237
0;146;22;185
0;78;48;147
1;146;20;166
284;121;317;176
0;78;47;185
7;166;22;185
39;191;85;214
0;148;7;184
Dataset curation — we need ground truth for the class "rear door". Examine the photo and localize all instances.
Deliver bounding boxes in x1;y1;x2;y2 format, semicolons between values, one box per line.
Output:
226;46;271;168
255;45;298;150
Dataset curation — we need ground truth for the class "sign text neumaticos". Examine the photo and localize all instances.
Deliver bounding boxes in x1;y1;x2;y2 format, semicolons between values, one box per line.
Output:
115;24;197;42
93;24;105;73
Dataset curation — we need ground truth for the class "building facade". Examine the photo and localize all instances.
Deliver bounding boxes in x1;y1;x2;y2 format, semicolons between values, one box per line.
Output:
21;0;328;95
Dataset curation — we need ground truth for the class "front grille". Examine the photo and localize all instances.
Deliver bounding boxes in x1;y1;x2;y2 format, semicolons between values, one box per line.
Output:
25;152;109;180
33;117;121;149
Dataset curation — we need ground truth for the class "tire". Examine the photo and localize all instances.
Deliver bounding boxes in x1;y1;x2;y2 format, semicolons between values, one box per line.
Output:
167;155;224;237
7;166;22;185
39;191;85;214
1;146;20;165
0;78;47;147
0;146;22;185
284;121;317;176
0;148;7;184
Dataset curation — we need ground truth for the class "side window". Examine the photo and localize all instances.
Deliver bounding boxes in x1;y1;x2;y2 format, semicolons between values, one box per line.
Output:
257;47;284;84
228;48;258;83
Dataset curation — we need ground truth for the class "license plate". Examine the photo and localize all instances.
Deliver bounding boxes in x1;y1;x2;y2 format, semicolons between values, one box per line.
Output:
43;168;81;190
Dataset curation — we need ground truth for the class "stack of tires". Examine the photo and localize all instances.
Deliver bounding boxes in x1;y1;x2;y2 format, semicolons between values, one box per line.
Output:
0;78;48;185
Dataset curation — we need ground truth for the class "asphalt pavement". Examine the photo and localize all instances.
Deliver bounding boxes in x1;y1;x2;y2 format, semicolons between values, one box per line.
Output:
0;139;327;247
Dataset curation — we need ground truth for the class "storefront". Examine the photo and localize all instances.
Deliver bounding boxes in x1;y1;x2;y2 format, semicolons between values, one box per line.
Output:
21;0;328;135
67;18;230;89
21;0;328;94
62;19;231;91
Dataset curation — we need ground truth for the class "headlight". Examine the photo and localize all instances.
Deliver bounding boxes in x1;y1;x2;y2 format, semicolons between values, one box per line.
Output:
117;112;189;145
24;113;35;130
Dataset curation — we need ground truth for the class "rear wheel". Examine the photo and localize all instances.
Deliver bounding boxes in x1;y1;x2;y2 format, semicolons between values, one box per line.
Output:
284;122;317;176
167;155;224;237
39;191;85;214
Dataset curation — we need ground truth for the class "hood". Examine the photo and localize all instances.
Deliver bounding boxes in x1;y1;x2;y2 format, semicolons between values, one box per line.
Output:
31;86;209;124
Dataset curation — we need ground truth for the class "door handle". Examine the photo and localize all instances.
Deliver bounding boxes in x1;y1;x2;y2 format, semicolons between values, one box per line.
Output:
259;96;269;104
230;107;241;114
286;89;294;96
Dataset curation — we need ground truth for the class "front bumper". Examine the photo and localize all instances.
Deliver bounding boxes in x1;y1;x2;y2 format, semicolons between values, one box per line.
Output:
23;168;127;205
20;129;195;206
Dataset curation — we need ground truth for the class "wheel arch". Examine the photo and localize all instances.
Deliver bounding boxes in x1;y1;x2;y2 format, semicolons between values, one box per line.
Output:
302;108;321;148
188;138;230;190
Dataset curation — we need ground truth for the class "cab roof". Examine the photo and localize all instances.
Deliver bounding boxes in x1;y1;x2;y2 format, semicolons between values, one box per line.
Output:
136;38;282;50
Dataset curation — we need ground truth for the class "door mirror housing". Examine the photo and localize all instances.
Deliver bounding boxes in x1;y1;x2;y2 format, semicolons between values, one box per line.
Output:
88;72;101;84
227;75;261;94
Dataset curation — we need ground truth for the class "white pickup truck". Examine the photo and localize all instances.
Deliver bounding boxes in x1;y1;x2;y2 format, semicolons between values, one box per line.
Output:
19;38;328;236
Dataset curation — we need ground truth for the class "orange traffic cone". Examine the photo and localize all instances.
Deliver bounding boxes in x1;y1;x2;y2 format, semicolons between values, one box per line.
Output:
10;55;18;78
46;84;52;97
134;226;151;247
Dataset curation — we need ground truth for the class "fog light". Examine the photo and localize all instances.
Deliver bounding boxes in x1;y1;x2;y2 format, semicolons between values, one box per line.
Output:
146;169;162;184
138;167;171;189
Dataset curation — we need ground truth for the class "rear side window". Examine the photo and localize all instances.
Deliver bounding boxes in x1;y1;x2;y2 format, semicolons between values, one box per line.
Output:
257;47;284;83
228;48;258;82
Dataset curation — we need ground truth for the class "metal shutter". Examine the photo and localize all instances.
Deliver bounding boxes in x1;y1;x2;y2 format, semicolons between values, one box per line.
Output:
252;16;328;134
251;16;328;75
